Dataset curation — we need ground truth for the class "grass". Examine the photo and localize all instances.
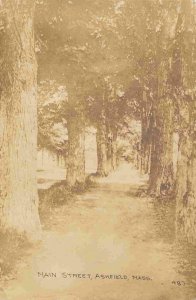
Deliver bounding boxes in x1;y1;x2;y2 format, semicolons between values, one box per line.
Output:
38;180;75;208
0;232;31;282
38;176;98;209
0;177;99;284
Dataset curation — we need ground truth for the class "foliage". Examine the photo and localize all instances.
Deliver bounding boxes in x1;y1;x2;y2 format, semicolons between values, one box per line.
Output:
38;80;68;154
35;0;139;126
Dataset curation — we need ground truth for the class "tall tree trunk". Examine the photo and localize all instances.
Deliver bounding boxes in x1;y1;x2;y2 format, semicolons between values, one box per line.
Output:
147;20;176;197
140;92;153;174
96;111;108;177
0;1;41;238
176;101;196;243
148;97;174;197
106;123;113;173
141;121;150;174
106;124;118;171
145;5;178;197
175;0;196;243
111;126;118;170
66;111;85;187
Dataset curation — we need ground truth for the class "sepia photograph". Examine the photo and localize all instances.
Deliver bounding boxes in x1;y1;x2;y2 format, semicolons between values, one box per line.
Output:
0;0;196;299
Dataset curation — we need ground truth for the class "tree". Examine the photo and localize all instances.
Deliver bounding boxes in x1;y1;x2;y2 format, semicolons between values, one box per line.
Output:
65;94;86;187
148;4;177;197
38;80;68;157
95;89;109;177
174;0;196;243
35;0;105;185
0;0;41;238
128;0;178;197
35;0;131;182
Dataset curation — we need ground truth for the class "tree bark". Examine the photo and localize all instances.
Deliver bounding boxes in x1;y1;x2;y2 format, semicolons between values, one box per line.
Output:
147;21;176;197
141;122;150;174
105;123;118;172
175;0;196;244
140;92;153;174
111;126;118;170
106;123;113;173
96;113;108;177
148;97;174;197
66;111;85;187
176;107;196;243
0;1;41;239
144;5;178;197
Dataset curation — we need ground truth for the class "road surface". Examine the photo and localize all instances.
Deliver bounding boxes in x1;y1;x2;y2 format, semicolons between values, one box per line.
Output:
4;163;195;300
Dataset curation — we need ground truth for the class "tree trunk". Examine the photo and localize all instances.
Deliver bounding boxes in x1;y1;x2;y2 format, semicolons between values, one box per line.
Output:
141;123;150;174
96;115;108;177
66;112;85;187
0;1;41;239
111;126;118;170
147;21;176;197
176;113;196;243
106;123;113;173
141;115;153;174
105;123;119;172
175;0;196;244
148;97;174;197
145;4;178;197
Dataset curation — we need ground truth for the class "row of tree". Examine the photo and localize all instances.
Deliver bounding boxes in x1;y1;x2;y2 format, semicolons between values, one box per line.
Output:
135;0;196;243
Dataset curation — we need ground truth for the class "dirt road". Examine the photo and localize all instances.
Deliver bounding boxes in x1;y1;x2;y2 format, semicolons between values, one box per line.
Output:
4;163;195;300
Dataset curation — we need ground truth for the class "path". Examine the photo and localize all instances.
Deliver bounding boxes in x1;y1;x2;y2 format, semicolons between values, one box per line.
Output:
4;163;194;300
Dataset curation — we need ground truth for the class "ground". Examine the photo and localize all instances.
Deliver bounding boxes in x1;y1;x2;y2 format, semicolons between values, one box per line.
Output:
2;163;196;300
